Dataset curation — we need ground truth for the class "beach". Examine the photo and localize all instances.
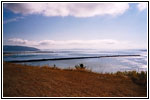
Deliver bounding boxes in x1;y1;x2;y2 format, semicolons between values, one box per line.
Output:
3;62;147;97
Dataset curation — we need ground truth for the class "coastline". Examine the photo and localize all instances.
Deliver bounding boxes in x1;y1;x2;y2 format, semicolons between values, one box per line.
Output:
6;54;141;63
3;62;147;97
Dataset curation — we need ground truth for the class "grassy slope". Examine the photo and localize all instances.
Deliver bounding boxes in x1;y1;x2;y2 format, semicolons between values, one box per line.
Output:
3;62;147;97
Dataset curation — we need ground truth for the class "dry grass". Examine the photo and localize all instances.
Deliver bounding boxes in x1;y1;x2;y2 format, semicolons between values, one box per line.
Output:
3;62;147;97
115;71;147;87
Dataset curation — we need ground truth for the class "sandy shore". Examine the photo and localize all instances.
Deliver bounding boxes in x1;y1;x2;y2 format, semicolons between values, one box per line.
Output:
3;62;147;97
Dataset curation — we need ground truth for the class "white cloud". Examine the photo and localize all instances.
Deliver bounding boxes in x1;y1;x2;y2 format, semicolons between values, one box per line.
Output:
6;38;145;50
38;39;118;45
8;38;37;46
3;16;24;24
8;38;118;46
137;3;147;11
4;3;129;17
8;38;28;44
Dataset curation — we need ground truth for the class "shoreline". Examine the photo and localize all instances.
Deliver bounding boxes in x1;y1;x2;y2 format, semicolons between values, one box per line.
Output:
6;54;140;63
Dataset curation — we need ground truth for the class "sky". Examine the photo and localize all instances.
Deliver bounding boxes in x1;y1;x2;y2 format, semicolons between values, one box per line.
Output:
3;2;148;50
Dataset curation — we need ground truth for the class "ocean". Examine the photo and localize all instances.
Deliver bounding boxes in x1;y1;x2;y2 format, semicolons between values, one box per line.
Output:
3;49;147;73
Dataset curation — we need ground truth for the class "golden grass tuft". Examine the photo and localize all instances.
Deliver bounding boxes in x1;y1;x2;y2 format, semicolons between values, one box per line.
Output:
115;71;147;87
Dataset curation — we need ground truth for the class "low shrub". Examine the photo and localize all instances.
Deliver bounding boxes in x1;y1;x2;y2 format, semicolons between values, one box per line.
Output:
75;63;86;70
115;71;147;87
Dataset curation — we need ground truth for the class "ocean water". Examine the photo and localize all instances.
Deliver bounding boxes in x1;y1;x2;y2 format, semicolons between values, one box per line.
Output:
3;49;147;73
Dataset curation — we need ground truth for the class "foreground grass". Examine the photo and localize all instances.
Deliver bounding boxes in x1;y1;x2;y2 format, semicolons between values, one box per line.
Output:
3;62;147;97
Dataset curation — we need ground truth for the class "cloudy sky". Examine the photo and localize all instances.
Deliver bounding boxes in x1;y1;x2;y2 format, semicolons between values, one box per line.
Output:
3;2;147;50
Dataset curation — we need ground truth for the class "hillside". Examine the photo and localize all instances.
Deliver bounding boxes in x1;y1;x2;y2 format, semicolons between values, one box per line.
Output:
3;62;147;97
3;45;39;52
